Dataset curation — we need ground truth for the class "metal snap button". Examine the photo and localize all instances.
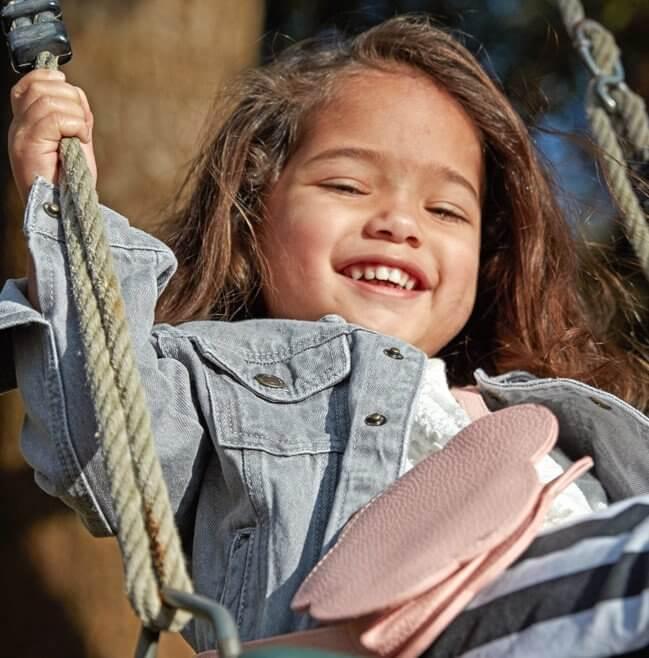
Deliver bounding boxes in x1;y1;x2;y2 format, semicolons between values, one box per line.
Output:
383;347;404;360
43;201;61;218
254;373;287;389
365;413;387;426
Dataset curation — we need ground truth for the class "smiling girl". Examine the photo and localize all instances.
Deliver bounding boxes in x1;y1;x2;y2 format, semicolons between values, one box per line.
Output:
3;15;649;658
259;68;481;356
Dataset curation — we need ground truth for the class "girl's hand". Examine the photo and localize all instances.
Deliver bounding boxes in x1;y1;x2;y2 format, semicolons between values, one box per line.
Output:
8;69;97;205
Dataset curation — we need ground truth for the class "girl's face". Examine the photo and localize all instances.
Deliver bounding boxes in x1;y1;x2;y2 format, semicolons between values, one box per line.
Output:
260;68;483;356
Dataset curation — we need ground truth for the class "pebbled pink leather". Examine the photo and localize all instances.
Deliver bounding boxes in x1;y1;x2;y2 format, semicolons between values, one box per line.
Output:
362;456;593;658
293;404;565;619
199;402;594;658
290;404;593;658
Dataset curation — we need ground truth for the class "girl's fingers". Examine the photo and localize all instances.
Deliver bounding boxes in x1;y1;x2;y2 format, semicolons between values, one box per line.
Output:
75;87;94;134
11;78;85;119
8;69;98;203
19;95;91;142
10;115;86;156
9;111;92;175
10;69;66;115
30;112;92;147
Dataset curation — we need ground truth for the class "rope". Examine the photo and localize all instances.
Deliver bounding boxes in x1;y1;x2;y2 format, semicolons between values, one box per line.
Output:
555;0;649;280
555;0;585;31
36;52;193;631
588;102;649;276
584;21;649;159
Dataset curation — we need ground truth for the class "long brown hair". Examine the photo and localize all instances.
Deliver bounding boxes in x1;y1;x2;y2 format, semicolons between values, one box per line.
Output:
156;15;649;410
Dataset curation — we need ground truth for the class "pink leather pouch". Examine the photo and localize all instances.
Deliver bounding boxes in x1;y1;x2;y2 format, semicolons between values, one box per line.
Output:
198;404;592;658
291;404;593;657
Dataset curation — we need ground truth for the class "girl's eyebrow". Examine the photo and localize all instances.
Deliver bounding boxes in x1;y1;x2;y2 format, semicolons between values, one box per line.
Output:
304;146;480;203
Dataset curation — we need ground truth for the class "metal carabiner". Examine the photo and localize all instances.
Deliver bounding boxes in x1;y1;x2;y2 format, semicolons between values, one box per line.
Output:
574;20;625;113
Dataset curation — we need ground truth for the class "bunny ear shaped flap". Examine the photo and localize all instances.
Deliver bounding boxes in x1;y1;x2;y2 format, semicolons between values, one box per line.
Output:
361;456;593;658
292;404;565;621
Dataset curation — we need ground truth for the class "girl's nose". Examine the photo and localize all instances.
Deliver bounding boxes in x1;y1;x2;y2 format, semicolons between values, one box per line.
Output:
363;207;422;248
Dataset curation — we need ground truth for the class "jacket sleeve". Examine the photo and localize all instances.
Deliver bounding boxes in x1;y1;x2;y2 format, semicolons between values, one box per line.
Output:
0;178;208;537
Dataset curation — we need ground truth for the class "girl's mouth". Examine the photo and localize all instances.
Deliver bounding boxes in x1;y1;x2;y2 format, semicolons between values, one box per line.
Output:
340;263;421;291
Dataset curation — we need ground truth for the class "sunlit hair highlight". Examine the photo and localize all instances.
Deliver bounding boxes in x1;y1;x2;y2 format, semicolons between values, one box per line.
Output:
156;15;649;410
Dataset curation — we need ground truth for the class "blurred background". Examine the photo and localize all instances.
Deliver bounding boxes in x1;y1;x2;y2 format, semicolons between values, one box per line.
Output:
0;1;647;656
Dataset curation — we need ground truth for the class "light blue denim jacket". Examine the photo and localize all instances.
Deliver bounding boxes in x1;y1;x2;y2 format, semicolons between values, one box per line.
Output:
2;179;649;650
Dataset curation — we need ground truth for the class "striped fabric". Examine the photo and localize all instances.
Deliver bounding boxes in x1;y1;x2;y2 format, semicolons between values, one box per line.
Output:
424;497;649;658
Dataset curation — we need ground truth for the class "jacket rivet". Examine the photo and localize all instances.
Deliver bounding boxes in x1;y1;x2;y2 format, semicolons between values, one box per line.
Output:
43;201;61;218
254;373;287;389
383;347;404;360
365;413;387;426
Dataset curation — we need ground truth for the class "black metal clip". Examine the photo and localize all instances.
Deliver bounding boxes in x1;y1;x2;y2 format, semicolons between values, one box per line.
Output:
2;0;72;74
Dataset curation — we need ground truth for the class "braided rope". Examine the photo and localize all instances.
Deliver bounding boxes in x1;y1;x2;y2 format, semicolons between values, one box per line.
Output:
37;52;192;631
588;105;649;274
555;0;585;31
586;21;649;158
614;88;649;158
555;0;649;280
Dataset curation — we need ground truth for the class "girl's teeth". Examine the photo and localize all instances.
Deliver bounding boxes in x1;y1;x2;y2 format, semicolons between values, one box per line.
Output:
376;266;389;281
344;264;418;290
388;268;402;284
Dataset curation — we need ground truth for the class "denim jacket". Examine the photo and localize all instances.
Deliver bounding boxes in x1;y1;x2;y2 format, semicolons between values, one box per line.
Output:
2;179;649;650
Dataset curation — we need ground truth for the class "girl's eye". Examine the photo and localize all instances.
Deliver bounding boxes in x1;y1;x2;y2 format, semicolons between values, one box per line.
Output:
426;207;467;223
321;182;366;195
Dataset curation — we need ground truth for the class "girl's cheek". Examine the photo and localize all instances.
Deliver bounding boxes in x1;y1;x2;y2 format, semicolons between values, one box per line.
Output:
440;235;480;272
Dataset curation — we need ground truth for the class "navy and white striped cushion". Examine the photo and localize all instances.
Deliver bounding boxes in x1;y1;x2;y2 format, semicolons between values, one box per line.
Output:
424;496;649;658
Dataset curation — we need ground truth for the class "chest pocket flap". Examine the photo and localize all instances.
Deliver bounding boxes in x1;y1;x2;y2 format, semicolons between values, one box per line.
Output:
192;330;351;403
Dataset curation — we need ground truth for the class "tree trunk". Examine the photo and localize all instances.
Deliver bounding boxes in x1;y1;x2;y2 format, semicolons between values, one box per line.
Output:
0;2;263;656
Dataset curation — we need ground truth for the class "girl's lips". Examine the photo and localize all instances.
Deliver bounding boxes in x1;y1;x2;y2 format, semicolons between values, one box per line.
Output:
335;256;432;290
338;272;424;299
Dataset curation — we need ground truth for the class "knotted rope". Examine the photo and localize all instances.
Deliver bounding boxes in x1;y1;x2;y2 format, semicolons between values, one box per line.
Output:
556;0;649;280
36;52;193;631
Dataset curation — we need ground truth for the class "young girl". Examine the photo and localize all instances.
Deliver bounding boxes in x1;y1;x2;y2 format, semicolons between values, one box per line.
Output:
3;15;649;657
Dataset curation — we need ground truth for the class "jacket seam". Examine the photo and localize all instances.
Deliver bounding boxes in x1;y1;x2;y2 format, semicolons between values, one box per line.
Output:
479;374;649;425
42;246;113;534
28;227;171;257
332;335;374;534
219;436;346;456
170;329;353;364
